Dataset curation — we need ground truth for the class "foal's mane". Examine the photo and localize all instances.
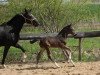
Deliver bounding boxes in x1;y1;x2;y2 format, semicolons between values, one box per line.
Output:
57;25;70;38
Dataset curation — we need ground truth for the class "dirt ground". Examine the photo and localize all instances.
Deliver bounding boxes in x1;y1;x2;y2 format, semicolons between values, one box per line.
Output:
0;61;100;75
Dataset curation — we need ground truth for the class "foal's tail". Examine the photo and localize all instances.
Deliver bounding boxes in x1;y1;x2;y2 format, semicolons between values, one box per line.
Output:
30;37;42;44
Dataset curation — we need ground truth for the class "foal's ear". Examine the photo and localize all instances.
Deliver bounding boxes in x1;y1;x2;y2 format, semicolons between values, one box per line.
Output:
24;8;28;13
24;8;32;13
67;24;72;28
29;9;32;12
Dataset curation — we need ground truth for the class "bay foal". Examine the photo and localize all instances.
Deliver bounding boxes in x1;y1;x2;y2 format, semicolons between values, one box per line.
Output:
30;24;76;67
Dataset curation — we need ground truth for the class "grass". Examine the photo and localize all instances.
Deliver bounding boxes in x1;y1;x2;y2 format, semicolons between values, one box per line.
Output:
0;37;99;63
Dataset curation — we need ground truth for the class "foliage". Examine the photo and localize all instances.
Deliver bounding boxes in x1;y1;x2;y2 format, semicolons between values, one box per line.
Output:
0;0;99;33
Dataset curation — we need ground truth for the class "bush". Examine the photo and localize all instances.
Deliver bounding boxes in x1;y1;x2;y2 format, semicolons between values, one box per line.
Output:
0;0;99;32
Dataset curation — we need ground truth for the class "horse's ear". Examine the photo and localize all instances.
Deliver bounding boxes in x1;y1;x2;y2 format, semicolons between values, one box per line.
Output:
29;9;32;12
24;8;28;13
67;24;72;28
24;8;32;13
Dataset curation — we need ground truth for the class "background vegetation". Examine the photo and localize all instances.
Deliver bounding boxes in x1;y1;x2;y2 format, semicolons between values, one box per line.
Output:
0;0;100;32
0;0;100;63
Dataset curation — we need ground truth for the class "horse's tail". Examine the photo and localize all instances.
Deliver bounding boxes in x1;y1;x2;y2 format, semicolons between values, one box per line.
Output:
30;37;42;44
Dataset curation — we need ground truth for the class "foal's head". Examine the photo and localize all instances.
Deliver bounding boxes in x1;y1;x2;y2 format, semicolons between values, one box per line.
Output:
21;9;40;27
65;24;76;36
58;24;76;38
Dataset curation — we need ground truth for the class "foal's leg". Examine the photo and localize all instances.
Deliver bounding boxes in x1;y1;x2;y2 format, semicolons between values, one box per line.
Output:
45;48;60;68
36;48;45;67
1;46;10;68
61;49;68;60
13;43;27;62
62;46;75;67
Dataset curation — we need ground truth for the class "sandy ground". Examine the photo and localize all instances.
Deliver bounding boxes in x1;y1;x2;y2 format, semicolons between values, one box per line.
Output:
0;61;100;75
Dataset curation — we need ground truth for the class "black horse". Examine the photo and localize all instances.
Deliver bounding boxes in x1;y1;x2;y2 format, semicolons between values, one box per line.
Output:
0;9;40;68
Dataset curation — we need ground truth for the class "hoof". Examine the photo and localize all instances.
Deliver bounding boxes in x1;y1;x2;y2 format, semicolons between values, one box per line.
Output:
22;59;26;62
22;53;27;62
35;64;39;68
72;65;75;67
68;65;75;67
56;66;61;68
68;60;70;63
0;65;6;69
3;65;6;68
23;53;27;58
54;62;60;68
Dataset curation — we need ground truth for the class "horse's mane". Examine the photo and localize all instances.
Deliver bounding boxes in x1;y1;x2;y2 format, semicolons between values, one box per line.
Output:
57;25;69;38
0;22;7;26
0;14;19;27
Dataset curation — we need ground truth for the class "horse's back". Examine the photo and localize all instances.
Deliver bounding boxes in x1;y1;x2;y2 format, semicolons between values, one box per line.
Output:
39;36;66;48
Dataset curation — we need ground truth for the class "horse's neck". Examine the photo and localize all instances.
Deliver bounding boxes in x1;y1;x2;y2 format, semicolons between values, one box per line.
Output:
57;31;68;39
7;14;24;34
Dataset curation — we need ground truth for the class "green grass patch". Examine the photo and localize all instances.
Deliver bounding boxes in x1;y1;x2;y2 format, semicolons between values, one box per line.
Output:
0;38;99;63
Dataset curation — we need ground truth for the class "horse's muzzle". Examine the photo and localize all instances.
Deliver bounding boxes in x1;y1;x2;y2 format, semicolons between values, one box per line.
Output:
73;33;77;36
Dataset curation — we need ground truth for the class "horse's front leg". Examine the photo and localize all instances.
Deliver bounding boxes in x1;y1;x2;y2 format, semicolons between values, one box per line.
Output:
36;48;45;68
13;43;27;62
45;47;60;68
1;46;10;68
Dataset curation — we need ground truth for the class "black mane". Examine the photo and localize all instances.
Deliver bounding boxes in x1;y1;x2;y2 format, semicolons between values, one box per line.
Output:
6;14;25;33
57;25;70;39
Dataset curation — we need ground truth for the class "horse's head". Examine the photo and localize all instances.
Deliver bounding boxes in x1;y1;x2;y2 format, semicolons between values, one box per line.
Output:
21;9;40;27
65;24;76;36
58;24;76;38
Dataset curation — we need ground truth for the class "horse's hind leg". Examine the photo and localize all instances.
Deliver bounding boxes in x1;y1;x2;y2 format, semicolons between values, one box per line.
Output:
45;48;60;68
14;43;27;62
61;49;68;60
62;46;75;67
1;46;10;68
67;50;75;67
36;48;44;67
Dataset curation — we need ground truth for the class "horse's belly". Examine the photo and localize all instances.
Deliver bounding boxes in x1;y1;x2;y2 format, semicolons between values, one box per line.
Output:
50;44;60;48
0;41;12;46
48;42;61;48
0;37;14;46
